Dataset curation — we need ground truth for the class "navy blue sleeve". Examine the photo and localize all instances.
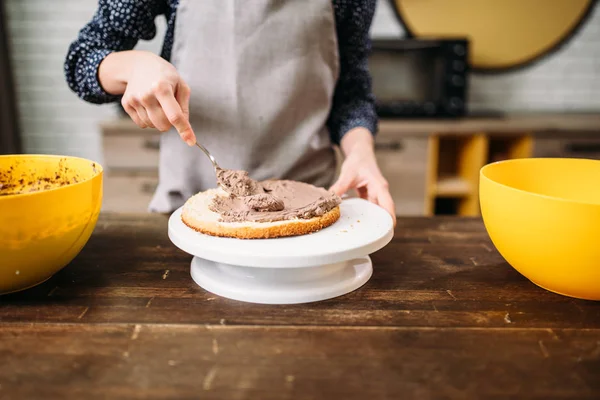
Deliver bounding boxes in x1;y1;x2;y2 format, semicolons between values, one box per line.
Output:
64;0;167;104
328;0;378;145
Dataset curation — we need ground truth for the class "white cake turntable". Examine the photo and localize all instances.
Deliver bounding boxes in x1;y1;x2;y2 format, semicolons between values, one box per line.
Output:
168;198;394;304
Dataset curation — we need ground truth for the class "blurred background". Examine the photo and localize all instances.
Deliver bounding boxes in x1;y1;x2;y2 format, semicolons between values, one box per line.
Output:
1;0;599;215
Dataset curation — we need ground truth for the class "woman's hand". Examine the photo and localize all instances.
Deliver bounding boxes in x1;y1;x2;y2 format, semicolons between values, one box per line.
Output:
330;127;396;226
98;50;196;145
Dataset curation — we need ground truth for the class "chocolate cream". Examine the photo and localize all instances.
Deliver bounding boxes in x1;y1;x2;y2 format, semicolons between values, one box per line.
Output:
212;168;341;223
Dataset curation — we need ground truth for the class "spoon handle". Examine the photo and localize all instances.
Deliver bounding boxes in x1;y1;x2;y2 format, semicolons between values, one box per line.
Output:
195;142;220;171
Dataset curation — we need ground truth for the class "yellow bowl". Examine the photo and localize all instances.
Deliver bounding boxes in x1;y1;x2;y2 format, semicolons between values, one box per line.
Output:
480;158;600;300
0;155;103;295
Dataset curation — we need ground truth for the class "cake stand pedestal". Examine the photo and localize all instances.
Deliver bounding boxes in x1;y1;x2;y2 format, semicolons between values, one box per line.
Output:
168;198;394;304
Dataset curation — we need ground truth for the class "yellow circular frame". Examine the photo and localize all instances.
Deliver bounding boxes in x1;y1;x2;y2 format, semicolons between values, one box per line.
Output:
391;0;596;72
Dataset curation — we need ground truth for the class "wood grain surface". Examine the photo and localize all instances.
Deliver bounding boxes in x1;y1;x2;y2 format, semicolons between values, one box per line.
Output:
1;214;599;399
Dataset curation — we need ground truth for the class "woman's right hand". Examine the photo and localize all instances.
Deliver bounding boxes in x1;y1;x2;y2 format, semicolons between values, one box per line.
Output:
99;50;196;145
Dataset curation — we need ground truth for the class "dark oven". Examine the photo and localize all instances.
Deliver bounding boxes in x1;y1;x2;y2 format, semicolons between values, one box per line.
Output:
368;38;469;118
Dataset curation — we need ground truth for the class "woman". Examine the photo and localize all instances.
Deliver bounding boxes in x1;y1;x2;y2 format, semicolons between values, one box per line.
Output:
65;0;396;224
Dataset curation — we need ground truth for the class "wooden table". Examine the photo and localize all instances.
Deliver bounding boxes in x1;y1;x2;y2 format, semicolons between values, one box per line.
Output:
1;215;599;399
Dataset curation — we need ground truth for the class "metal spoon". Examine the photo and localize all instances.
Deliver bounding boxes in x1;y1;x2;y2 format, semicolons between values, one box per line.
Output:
193;142;283;211
195;142;221;173
194;141;229;192
194;141;265;198
194;142;248;196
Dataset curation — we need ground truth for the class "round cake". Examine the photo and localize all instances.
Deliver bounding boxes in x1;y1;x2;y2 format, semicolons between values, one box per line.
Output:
181;172;342;239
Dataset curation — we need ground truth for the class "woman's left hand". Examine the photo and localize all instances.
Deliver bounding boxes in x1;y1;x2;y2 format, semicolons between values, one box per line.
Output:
330;128;396;226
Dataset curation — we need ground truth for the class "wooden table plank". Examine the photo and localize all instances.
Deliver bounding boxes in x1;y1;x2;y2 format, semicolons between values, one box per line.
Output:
2;214;600;399
1;214;599;328
1;324;598;400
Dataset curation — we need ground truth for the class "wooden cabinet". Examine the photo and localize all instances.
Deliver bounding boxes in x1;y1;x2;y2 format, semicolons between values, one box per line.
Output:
102;173;158;213
103;133;160;170
100;122;160;213
374;135;429;216
99;114;600;216
377;113;600;216
533;135;600;160
426;134;533;216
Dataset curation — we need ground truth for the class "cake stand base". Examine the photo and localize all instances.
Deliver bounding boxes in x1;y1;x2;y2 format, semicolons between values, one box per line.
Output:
190;256;373;304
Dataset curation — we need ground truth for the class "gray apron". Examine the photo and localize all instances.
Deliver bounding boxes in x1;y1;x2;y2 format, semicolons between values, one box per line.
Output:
149;0;340;213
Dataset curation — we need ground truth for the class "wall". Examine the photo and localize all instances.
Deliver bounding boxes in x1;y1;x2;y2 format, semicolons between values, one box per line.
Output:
5;0;165;161
5;0;600;160
371;0;600;113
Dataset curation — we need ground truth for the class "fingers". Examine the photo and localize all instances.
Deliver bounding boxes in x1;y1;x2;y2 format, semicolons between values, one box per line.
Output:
156;81;196;145
136;105;154;128
376;185;397;227
363;178;396;226
357;186;368;200
367;186;378;205
141;92;171;132
175;81;194;144
330;152;396;226
122;94;164;130
127;96;153;128
176;81;191;121
122;102;145;128
330;171;356;197
121;79;195;146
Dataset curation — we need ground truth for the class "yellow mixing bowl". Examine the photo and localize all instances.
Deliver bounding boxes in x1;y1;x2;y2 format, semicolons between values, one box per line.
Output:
480;158;600;300
0;155;103;295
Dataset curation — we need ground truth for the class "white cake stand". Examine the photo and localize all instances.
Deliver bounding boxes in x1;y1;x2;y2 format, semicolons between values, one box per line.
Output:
168;198;394;304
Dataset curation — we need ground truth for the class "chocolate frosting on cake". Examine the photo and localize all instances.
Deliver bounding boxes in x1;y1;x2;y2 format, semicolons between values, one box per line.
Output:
216;168;261;197
212;169;341;223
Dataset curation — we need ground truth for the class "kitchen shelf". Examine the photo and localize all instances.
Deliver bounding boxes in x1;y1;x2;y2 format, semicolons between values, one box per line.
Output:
426;134;488;216
434;197;461;215
424;132;535;216
435;177;471;197
487;135;533;163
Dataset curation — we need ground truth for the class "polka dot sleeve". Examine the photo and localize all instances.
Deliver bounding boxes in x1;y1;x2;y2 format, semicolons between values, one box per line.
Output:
64;0;167;104
327;0;378;144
